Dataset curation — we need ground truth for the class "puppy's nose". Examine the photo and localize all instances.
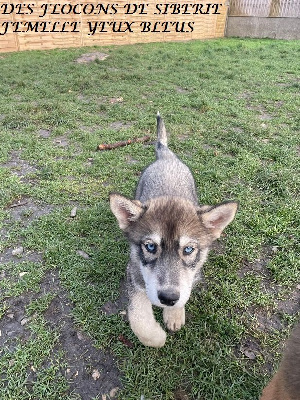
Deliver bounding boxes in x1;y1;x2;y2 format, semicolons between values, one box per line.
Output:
158;290;180;306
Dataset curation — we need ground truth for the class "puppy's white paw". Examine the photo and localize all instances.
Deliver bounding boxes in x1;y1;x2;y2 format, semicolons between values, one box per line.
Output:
128;290;167;347
136;322;167;348
163;307;185;331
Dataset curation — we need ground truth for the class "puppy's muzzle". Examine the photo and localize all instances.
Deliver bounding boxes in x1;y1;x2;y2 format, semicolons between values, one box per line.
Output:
158;290;180;306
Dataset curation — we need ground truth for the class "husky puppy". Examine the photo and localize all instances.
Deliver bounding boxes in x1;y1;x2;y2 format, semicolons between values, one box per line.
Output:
110;114;238;347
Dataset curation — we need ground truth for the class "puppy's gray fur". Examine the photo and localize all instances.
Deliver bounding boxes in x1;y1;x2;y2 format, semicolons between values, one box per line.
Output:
110;114;238;347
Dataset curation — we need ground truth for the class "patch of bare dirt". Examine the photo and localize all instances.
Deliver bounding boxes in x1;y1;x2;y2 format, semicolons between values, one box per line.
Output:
76;52;109;64
211;239;226;256
38;129;51;138
237;245;275;279
80;125;101;133
0;124;125;399
77;95;108;108
0;247;43;264
247;104;273;121
277;288;300;315
232;126;244;134
43;272;121;399
177;134;189;142
202;143;215;151
0;197;53;242
176;87;189;94
237;92;275;122
0;197;54;246
174;388;190;400
236;245;300;377
53;135;69;147
109;97;124;104
100;279;128;317
109;121;133;130
255;311;283;333
125;155;139;165
1;151;38;182
0;294;33;349
6;197;54;226
0;271;122;399
78;94;91;103
1;186;123;398
237;91;253;100
239;337;262;361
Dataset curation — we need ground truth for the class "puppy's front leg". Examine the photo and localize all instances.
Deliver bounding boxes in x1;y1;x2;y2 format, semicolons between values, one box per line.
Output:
128;290;166;347
163;307;185;331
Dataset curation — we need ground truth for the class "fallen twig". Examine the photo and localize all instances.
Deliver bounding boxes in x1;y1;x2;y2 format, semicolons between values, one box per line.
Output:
118;334;134;348
96;135;151;151
9;200;28;208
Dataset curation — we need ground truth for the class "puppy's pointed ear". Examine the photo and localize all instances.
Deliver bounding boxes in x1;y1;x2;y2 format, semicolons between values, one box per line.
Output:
199;201;238;239
110;193;144;230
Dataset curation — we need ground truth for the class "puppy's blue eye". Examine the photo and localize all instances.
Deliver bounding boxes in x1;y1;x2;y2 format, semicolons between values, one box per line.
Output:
183;246;194;255
145;242;157;254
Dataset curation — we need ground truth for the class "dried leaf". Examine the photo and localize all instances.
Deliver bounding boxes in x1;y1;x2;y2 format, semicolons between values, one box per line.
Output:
70;207;77;218
109;387;119;398
242;349;256;360
92;369;101;381
76;250;90;259
110;97;123;104
20;317;31;326
77;331;85;340
12;246;24;256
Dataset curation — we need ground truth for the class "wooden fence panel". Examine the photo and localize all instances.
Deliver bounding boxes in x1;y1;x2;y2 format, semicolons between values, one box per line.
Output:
0;0;228;53
229;0;300;17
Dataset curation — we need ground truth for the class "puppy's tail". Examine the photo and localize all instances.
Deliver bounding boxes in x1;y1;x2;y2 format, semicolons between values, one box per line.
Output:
155;113;176;161
156;111;168;148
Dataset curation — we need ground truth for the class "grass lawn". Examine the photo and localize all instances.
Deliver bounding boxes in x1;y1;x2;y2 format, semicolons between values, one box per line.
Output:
0;38;299;400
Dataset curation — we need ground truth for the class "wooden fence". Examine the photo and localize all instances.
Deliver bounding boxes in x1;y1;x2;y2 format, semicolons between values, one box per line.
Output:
0;1;228;53
229;0;300;17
